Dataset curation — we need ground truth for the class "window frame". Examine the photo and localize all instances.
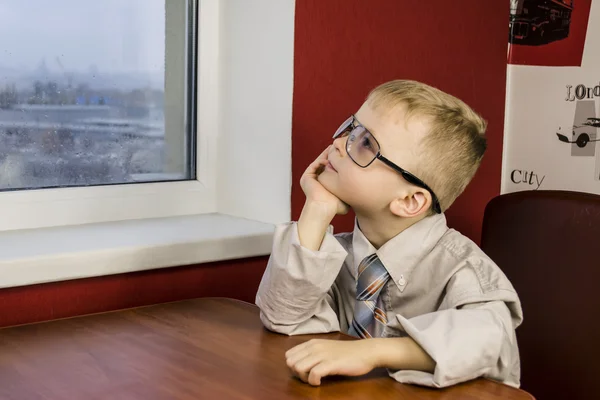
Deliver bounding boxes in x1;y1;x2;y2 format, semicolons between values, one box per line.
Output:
0;0;220;232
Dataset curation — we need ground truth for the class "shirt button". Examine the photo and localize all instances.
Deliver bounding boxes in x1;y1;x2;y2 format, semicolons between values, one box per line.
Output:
398;275;406;286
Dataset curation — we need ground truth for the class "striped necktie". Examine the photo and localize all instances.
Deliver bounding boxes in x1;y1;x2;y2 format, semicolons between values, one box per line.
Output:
347;253;391;339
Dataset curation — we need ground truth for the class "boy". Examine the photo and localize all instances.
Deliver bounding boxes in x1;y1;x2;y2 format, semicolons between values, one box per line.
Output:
255;80;522;389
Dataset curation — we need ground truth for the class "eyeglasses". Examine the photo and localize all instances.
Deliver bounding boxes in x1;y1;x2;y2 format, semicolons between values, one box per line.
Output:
332;115;442;214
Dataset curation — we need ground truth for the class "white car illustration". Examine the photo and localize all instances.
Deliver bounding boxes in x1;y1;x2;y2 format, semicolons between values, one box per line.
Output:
556;117;600;148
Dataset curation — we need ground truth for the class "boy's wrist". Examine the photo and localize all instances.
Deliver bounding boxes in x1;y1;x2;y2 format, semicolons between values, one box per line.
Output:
366;338;399;369
297;200;336;251
301;200;337;223
367;337;435;373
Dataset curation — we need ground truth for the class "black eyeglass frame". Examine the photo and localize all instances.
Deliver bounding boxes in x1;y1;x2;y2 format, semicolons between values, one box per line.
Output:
332;115;442;214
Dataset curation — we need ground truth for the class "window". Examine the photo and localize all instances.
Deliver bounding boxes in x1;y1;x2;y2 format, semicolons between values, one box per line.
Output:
0;0;209;231
0;0;195;191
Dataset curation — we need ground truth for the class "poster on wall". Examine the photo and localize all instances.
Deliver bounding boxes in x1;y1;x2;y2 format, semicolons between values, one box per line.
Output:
502;0;600;195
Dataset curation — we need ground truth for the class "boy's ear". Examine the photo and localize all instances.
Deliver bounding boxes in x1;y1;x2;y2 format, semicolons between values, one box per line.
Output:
389;189;430;218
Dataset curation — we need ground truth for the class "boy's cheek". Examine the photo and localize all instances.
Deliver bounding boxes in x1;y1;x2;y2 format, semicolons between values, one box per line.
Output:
320;168;373;206
334;180;363;206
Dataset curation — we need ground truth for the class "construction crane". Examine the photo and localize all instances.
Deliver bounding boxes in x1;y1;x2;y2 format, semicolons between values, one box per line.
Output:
55;56;74;90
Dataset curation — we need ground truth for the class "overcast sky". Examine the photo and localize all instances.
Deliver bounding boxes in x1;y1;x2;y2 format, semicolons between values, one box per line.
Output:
0;0;165;74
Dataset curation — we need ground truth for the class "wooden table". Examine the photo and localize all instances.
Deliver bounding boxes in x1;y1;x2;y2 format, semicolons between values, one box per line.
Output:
0;298;534;399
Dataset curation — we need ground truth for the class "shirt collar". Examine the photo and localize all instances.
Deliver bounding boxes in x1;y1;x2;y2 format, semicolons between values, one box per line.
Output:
351;213;449;293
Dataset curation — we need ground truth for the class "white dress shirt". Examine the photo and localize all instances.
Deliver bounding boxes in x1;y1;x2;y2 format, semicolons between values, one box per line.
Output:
255;213;522;388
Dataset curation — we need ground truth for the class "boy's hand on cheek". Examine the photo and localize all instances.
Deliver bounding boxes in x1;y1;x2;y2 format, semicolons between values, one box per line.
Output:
285;339;378;386
300;146;349;216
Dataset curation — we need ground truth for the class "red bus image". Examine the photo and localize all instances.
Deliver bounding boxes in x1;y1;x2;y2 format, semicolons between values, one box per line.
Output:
509;0;573;44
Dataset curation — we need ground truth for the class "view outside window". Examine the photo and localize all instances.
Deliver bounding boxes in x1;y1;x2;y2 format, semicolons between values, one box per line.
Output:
0;0;194;191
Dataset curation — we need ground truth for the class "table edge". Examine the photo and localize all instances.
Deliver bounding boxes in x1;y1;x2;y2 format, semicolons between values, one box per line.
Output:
0;296;244;330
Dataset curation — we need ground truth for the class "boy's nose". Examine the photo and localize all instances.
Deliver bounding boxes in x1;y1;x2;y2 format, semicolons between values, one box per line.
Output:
332;135;347;156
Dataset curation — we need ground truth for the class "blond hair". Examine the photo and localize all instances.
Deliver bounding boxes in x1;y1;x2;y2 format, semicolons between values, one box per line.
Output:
367;79;487;213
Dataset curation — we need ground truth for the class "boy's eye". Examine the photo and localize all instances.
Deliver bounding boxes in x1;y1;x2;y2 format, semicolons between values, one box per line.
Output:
361;136;373;149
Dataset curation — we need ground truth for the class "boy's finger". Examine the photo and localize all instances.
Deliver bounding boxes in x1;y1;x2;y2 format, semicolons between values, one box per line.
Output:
294;354;322;377
295;369;310;383
303;159;328;176
288;338;318;356
308;361;332;386
301;146;332;177
285;342;310;360
285;349;308;367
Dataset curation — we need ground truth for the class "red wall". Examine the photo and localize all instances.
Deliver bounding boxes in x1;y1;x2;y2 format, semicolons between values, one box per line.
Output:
0;1;509;328
292;0;509;243
0;257;268;328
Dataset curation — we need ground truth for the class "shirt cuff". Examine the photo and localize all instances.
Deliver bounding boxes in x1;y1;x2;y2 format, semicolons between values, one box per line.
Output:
388;308;505;388
286;221;345;255
265;221;348;292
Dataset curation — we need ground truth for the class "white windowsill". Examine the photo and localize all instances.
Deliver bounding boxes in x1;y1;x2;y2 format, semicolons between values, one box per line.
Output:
0;214;275;289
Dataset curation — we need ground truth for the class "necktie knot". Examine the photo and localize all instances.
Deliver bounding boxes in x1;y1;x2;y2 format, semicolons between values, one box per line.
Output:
356;254;390;301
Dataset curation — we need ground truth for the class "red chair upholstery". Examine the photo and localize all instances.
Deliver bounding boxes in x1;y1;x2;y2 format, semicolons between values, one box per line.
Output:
481;190;600;400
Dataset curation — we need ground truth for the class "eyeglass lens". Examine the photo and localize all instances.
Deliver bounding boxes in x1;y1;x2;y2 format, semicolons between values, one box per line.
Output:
346;127;380;167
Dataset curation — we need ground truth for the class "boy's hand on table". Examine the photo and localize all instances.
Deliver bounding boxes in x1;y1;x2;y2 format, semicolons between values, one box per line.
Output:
285;337;435;386
285;339;377;386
